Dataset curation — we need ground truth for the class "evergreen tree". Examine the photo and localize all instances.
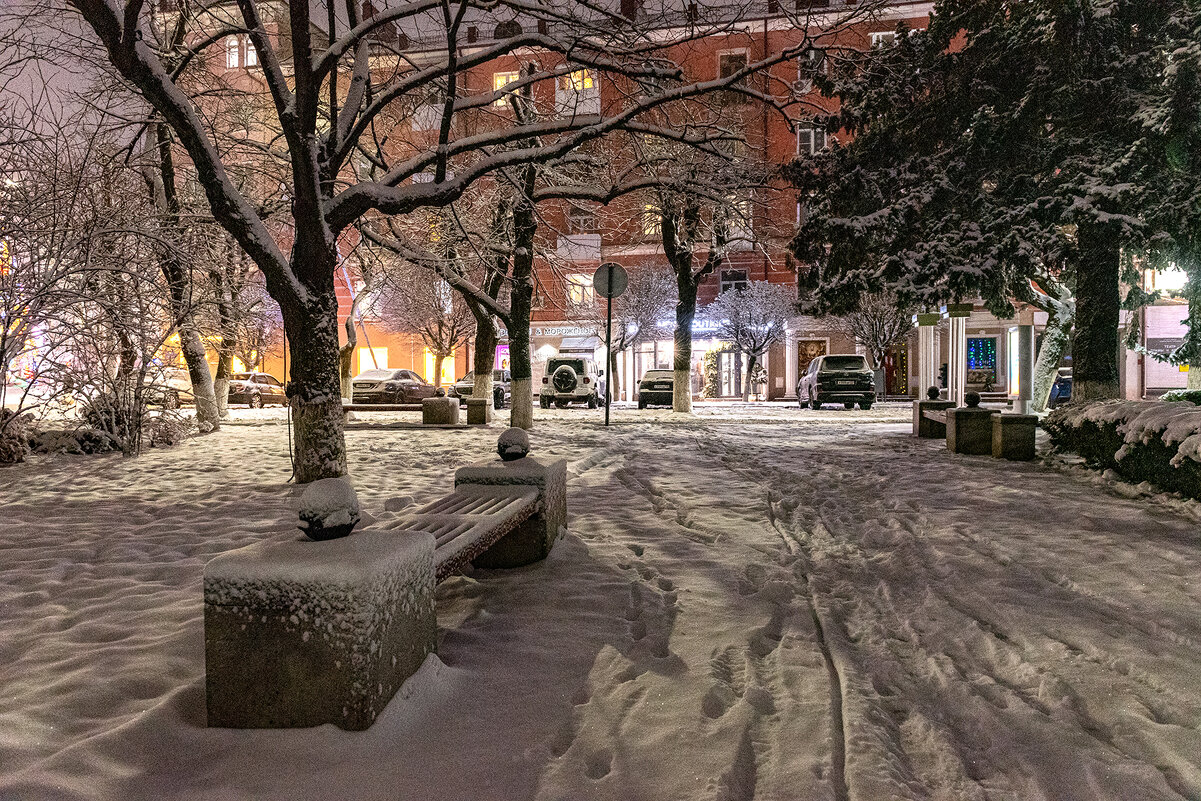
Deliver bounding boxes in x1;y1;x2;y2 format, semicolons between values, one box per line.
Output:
789;0;1183;401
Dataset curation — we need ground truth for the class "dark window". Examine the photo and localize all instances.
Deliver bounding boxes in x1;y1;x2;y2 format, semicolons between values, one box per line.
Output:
720;268;749;293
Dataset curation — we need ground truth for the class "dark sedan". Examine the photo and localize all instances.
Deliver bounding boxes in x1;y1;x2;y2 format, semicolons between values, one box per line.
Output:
228;372;287;408
637;369;675;409
351;369;438;404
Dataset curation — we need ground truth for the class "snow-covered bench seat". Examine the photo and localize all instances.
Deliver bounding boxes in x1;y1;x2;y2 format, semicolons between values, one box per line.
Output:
394;485;543;582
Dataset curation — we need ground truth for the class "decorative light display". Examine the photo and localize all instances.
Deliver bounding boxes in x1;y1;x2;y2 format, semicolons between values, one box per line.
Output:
967;337;996;372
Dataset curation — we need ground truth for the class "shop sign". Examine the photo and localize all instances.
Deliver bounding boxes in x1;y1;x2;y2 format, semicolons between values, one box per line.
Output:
534;326;595;337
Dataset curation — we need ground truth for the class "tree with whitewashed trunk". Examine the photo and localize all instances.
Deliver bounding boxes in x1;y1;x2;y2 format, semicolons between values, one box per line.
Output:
702;281;792;402
54;0;883;476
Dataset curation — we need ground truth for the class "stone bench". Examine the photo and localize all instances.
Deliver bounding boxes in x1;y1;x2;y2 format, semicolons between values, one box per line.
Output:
914;399;956;438
915;392;1037;460
203;442;567;732
422;396;460;425
465;396;493;425
992;413;1037;460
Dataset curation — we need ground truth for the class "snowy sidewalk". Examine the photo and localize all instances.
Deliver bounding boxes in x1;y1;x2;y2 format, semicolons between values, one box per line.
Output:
1;413;1199;800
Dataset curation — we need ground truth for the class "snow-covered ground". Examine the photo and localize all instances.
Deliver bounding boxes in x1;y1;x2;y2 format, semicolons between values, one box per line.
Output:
2;403;1200;800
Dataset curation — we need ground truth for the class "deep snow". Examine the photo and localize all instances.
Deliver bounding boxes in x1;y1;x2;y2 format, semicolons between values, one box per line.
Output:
1;402;1199;800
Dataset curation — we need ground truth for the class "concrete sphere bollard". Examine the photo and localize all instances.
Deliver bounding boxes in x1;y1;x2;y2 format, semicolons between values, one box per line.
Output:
927;386;941;400
965;391;982;408
497;427;530;461
298;477;362;540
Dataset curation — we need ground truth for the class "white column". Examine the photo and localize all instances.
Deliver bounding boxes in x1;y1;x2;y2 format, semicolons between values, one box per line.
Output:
949;316;967;406
785;329;799;398
918;325;936;396
1017;323;1034;414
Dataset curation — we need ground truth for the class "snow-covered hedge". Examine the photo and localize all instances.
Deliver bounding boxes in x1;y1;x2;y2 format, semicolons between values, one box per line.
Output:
1045;400;1201;497
1160;388;1201;405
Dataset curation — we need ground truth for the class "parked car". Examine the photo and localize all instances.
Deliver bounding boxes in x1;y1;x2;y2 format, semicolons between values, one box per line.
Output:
450;369;512;408
637;369;676;409
351;369;437;404
1048;369;1072;409
796;354;875;410
539;356;605;408
228;371;287;408
147;367;195;409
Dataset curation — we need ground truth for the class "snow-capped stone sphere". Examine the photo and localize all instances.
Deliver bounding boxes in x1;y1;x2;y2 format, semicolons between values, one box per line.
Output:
497;427;530;461
298;477;361;540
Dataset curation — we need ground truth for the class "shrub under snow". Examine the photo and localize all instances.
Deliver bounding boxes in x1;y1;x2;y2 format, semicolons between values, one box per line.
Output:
1045;400;1201;497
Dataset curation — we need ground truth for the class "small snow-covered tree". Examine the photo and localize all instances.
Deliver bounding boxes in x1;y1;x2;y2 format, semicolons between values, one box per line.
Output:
373;263;474;388
831;291;915;370
702;281;792;401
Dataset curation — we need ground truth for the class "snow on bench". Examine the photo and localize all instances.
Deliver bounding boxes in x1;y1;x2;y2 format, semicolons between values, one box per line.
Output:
914;392;1036;460
203;435;567;731
393;484;542;582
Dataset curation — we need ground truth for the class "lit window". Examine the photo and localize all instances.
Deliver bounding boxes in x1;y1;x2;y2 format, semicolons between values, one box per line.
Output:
642;204;661;238
566;273;594;306
870;31;897;48
225;34;257;69
559;69;595;92
797;126;827;155
493;71;520;106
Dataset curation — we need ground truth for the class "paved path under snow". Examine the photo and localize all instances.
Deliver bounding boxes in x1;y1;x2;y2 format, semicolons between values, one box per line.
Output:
0;409;1199;800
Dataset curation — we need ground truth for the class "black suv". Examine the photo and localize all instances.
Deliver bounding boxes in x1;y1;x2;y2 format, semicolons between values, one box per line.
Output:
796;355;875;410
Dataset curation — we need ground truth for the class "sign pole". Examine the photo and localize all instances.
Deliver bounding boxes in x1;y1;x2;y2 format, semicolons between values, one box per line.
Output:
605;270;613;426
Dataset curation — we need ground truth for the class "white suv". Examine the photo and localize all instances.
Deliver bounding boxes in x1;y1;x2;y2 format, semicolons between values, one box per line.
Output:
539;356;606;408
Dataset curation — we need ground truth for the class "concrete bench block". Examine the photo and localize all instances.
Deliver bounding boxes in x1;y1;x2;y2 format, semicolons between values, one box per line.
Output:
422;396;460;425
203;531;436;730
454;456;567;569
914;399;956;438
465;397;494;425
993;413;1038;460
946;407;1000;455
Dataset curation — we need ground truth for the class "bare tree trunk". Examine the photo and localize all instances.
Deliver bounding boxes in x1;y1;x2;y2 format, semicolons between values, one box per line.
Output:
743;353;757;402
1073;224;1121;402
433;353;445;388
507;182;537;430
1032;286;1075;412
609;348;621;403
282;275;347;482
468;304;497;403
673;285;697;413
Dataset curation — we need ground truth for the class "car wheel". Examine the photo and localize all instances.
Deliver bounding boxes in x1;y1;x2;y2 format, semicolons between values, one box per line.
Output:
587;394;598;409
540;396;551;409
164;391;180;410
494;388;505;409
249;393;263;409
638;398;647;409
809;391;822;410
859;401;873;410
843;402;855;410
